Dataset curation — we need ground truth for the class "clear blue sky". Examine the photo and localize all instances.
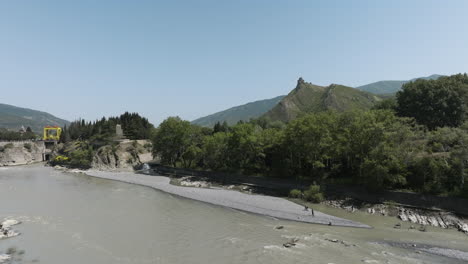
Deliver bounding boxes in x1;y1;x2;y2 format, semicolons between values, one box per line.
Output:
1;0;467;125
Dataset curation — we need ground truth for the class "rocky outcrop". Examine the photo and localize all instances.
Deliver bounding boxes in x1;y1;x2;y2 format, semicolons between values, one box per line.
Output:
91;140;152;170
324;198;468;235
398;209;468;234
398;208;468;234
0;219;22;264
0;219;20;239
0;141;44;166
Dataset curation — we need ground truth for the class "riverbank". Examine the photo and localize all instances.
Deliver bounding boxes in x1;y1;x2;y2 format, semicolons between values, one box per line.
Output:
62;168;370;228
321;198;468;235
157;167;468;236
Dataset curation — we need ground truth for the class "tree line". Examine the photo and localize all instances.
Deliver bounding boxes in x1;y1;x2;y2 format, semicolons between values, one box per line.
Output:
152;74;468;197
0;127;35;141
60;112;154;143
52;112;154;169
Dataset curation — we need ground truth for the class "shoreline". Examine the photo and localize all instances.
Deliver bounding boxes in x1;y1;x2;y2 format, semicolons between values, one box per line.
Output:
64;168;371;228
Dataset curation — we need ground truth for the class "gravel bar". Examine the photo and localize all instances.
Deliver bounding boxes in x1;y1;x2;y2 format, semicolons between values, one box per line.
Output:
82;170;371;228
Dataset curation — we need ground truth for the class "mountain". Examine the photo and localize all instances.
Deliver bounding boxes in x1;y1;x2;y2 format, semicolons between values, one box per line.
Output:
0;103;69;133
356;74;443;94
191;95;285;127
262;78;382;122
191;74;444;126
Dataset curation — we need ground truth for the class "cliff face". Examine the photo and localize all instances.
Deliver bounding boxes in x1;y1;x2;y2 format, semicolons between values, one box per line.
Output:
0;141;45;166
92;140;153;171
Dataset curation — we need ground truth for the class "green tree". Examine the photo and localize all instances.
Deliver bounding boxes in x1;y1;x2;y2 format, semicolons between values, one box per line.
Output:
372;98;397;111
201;132;229;171
283;112;339;180
396;75;467;129
152;117;192;167
226;123;264;173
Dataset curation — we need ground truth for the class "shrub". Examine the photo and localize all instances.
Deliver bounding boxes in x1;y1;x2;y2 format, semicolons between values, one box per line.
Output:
68;149;93;169
23;143;32;152
4;143;13;149
143;142;152;151
289;189;302;198
0;143;13;153
303;184;324;203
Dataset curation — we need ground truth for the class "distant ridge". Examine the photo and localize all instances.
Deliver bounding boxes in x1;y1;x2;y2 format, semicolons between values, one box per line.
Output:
356;74;443;94
0;103;69;133
191;95;285;127
262;78;382;122
191;74;446;125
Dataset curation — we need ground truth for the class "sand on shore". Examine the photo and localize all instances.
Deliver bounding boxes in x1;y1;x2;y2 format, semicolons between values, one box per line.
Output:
80;170;370;228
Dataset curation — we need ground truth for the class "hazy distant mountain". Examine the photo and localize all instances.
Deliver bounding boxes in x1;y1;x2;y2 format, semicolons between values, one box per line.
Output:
356;74;443;94
0;103;69;133
262;78;382;122
192;96;285;127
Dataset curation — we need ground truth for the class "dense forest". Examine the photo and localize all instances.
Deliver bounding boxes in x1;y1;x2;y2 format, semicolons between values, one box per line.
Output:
152;74;468;197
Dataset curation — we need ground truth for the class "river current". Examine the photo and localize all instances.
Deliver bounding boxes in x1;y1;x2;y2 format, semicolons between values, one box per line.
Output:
1;165;467;264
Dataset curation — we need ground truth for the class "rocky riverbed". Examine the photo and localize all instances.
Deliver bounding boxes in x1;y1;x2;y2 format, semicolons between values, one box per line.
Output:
324;198;468;235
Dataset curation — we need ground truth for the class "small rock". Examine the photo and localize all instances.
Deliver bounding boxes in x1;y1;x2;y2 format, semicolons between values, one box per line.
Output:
0;254;11;263
1;220;20;229
283;238;299;248
456;222;468;234
362;260;379;263
275;226;284;230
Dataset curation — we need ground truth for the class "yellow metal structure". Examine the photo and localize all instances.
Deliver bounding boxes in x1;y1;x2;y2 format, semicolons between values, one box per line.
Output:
43;126;62;141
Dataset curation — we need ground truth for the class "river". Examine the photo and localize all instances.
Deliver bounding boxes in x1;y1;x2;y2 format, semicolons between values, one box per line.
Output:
1;164;467;264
